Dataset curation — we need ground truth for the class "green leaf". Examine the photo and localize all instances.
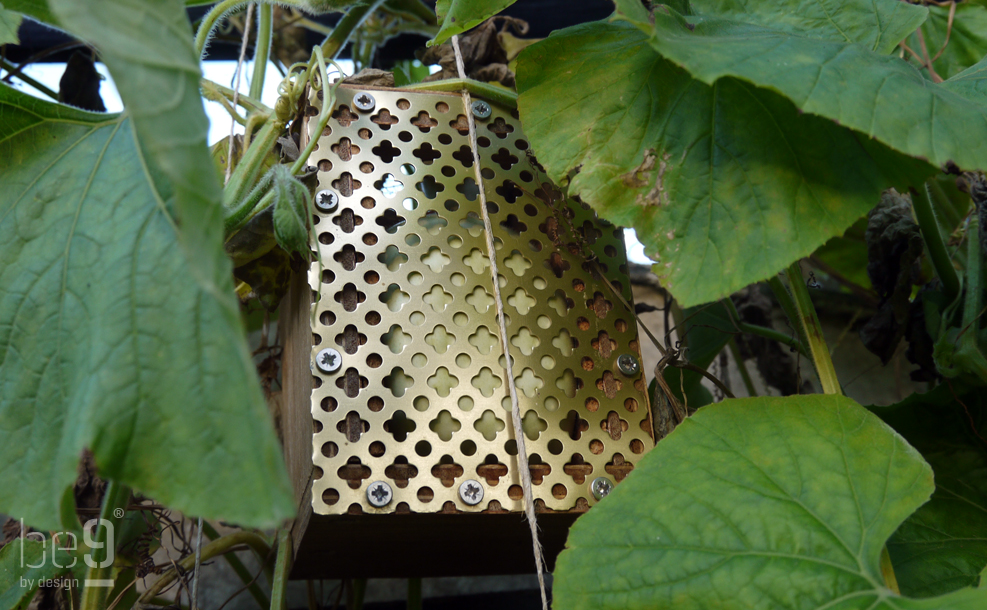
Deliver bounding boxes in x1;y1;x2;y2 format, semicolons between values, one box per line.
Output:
1;0;58;27
516;21;932;306
0;4;23;46
812;217;872;292
271;165;312;257
0;1;293;529
875;384;987;597
0;539;72;610
620;4;987;173
554;394;987;609
688;0;927;54
941;56;987;104
905;3;987;82
431;0;516;46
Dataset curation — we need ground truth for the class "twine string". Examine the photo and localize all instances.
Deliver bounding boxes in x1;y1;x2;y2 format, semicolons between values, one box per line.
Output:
450;35;549;610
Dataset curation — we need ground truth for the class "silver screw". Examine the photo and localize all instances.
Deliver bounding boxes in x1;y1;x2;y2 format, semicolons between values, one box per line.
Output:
459;479;484;505
315;348;342;374
315;189;339;213
353;92;376;112
367;481;392;507
470;100;492;120
590;476;614;500
617;353;640;376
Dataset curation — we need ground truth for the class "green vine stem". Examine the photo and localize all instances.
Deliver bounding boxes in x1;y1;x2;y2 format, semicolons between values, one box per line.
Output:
79;481;131;610
407;578;423;610
202;79;272;116
727;338;758;397
914;183;962;303
270;531;292;610
927;178;963;230
348;579;367;610
136;531;273;604
224;118;283;207
407;78;518;108
195;0;249;57
321;0;388;60
289;48;339;175
880;546;901;594
250;3;273;100
383;0;437;24
785;262;842;395
767;275;812;351
722;297;808;357
201;521;271;609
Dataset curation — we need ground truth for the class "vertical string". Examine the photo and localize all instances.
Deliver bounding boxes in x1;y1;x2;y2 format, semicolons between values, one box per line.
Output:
451;35;549;610
225;2;255;184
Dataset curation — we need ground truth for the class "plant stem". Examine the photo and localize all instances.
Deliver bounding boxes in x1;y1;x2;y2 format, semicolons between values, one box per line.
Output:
201;522;271;609
321;0;388;60
137;532;273;604
202;78;272;115
880;546;901;594
914;183;961;303
767;276;808;346
407;78;518;107
79;481;131;610
196;0;250;57
722;296;808;357
0;58;59;100
348;579;367;610
383;0;437;24
927;178;963;230
250;3;273;100
728;338;758;397
785;262;842;395
289;48;336;175
408;578;423;610
270;531;292;610
224;116;281;208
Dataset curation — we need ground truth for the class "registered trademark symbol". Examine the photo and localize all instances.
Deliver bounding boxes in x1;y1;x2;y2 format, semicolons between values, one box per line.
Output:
113;508;125;518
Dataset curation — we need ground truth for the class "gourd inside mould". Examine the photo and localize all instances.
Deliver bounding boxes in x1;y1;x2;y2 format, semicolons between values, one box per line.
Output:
279;83;656;578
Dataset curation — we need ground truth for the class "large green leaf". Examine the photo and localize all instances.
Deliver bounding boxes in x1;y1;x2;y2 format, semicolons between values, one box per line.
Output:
904;3;987;82
431;0;515;46
0;0;293;532
554;394;987;609
618;3;987;173
688;0;927;54
516;21;931;306
941;56;987;104
1;0;57;27
0;539;73;610
872;384;987;598
0;3;23;45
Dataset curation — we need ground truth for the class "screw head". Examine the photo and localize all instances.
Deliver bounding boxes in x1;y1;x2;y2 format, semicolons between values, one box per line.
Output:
458;479;484;505
590;476;614;501
315;189;339;213
470;100;492;120
617;353;641;376
315;348;342;374
353;92;376;112
367;481;393;507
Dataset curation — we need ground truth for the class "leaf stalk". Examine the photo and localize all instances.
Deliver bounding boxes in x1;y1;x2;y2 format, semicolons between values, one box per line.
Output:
79;481;131;610
914;183;961;303
785;262;842;394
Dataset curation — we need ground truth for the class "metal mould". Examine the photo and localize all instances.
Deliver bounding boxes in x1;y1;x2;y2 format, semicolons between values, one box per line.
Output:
305;86;654;515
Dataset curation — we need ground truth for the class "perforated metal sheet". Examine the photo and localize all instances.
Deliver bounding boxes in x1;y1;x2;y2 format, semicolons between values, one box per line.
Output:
306;85;653;515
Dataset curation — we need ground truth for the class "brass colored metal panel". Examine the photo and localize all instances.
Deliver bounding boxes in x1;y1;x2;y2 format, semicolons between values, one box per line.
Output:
306;85;653;515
